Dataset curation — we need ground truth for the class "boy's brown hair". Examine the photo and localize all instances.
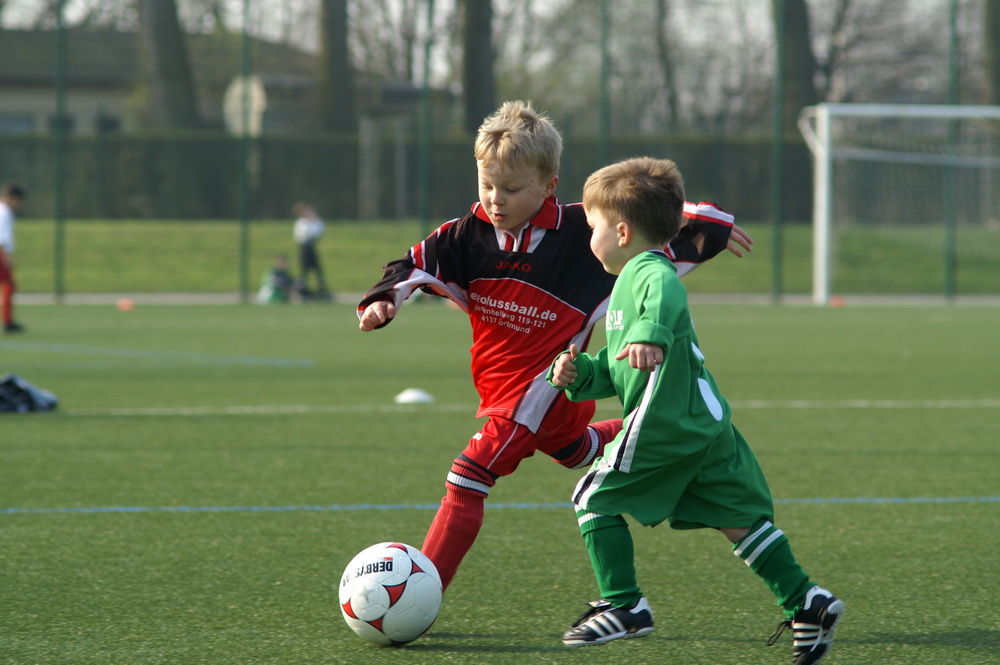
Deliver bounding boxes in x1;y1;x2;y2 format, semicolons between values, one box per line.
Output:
582;157;685;245
1;182;25;202
474;100;562;179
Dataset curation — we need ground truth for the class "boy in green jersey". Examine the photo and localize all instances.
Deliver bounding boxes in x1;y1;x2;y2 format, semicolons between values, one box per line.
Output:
547;157;843;664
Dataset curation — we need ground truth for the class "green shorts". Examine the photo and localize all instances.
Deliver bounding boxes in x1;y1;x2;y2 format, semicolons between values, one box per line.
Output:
571;423;774;530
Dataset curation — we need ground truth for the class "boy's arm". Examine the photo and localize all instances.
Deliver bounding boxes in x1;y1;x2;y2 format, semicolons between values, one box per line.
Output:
356;218;469;329
669;202;749;277
614;342;664;372
615;264;680;378
355;255;418;330
726;224;753;257
358;300;396;331
546;345;618;402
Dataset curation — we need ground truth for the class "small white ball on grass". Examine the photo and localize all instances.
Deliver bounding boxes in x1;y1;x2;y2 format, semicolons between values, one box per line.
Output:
394;388;434;404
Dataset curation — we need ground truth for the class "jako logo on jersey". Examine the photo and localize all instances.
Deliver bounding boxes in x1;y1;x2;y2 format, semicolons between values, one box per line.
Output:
607;310;624;330
496;260;531;272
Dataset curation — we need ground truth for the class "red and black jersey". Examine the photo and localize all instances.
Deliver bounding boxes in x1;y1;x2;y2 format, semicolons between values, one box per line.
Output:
359;197;734;432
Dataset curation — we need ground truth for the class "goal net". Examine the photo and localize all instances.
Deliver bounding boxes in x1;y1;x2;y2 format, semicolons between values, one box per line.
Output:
799;103;1000;304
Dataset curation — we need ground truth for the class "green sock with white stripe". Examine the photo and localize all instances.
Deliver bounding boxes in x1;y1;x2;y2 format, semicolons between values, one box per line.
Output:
733;518;814;618
577;510;641;608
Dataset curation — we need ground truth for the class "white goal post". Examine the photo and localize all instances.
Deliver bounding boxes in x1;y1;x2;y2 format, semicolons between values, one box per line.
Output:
798;103;1000;305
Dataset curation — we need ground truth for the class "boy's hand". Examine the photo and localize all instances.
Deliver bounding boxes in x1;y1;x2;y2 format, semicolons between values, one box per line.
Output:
726;224;753;258
550;344;580;388
616;342;663;371
359;301;397;331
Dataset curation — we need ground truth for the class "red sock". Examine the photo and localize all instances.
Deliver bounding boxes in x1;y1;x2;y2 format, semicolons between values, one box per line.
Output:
421;484;485;591
1;281;12;325
550;419;623;469
589;419;623;448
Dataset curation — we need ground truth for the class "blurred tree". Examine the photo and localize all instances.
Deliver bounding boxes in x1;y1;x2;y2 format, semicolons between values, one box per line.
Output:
351;0;421;82
490;0;600;126
1;0;991;133
182;0;229;34
492;1;775;134
774;0;818;134
74;0;136;28
462;0;495;132
810;0;961;104
987;0;1000;104
137;0;202;128
654;0;680;132
319;0;356;132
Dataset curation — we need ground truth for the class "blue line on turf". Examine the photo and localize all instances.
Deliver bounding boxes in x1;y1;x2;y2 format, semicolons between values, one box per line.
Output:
0;340;313;367
2;496;998;516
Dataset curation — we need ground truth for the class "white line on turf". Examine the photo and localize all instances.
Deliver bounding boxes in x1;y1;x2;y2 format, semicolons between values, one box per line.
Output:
59;398;1000;417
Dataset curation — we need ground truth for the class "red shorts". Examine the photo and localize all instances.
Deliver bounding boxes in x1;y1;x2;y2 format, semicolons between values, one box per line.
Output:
462;394;596;477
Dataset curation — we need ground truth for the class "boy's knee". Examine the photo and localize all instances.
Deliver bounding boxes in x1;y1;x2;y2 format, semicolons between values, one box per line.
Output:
720;526;751;543
548;431;598;469
444;454;498;497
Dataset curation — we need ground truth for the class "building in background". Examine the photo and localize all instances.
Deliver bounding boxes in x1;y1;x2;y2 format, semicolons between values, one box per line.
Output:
0;28;425;136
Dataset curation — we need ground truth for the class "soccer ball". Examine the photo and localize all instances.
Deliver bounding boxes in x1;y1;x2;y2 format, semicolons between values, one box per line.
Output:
339;541;442;646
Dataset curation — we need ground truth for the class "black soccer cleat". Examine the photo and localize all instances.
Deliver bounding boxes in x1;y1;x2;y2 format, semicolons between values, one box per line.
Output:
562;596;654;646
768;586;844;664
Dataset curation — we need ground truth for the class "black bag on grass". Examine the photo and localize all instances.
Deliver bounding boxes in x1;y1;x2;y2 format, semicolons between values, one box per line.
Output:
0;373;58;413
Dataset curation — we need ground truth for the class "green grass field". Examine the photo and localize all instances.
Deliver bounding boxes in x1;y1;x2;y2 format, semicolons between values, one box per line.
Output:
2;302;999;664
12;218;1000;297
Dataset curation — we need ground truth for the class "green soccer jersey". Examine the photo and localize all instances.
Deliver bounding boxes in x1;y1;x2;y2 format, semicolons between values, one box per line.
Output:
551;250;773;529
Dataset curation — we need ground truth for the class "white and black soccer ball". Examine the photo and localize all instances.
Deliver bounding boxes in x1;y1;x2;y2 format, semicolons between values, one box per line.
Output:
339;541;442;646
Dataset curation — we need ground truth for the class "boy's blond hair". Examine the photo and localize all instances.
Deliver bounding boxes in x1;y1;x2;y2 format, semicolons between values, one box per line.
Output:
474;101;562;179
583;157;686;245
